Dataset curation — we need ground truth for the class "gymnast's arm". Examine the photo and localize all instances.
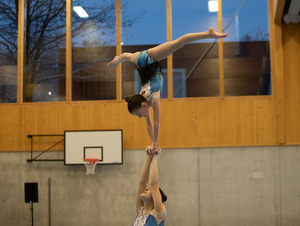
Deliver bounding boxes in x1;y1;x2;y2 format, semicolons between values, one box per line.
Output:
151;99;160;148
145;100;160;152
135;154;153;213
145;114;154;145
149;154;164;213
144;100;160;152
107;52;140;68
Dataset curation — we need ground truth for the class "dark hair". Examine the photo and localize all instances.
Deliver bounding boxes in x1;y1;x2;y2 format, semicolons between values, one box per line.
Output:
125;94;147;113
159;188;167;203
137;61;163;85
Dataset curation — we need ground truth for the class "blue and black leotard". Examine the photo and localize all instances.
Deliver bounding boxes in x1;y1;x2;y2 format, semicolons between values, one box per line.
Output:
136;51;164;106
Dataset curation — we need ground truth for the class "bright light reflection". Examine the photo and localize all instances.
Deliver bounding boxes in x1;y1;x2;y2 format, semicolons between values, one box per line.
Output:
73;6;89;18
208;0;218;12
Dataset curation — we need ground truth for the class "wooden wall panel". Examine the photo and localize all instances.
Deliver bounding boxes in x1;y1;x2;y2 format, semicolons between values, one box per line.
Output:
216;97;277;146
269;0;286;144
0;97;278;152
283;23;300;144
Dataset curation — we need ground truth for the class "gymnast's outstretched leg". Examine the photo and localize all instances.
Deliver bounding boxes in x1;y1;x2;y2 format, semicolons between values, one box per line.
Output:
148;27;228;62
108;27;228;68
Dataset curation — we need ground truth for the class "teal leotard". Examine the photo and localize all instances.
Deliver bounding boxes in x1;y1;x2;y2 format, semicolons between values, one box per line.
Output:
136;51;164;106
132;206;167;226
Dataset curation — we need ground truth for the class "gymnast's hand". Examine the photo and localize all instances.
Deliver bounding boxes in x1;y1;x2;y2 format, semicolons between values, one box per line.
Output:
145;144;156;154
145;144;161;155
108;56;120;68
153;146;161;156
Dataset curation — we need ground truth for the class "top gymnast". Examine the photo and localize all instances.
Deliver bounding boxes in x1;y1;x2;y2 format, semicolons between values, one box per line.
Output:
108;27;228;153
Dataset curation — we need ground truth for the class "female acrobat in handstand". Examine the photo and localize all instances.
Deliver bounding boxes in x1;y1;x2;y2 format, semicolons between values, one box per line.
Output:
108;27;228;153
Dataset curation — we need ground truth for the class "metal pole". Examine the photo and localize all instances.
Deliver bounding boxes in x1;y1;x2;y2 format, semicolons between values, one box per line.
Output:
48;178;51;226
31;202;34;226
30;135;33;161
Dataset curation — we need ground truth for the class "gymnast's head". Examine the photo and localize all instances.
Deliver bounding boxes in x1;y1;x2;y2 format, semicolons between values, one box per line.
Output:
140;186;167;204
125;94;150;118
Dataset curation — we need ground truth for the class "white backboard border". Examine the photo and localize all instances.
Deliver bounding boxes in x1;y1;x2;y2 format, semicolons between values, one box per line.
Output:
64;130;123;165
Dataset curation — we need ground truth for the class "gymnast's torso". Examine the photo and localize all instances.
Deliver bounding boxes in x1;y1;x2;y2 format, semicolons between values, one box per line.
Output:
132;206;167;226
136;50;164;106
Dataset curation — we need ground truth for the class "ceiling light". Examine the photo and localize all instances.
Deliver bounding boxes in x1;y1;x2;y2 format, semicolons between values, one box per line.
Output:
208;0;218;12
73;6;89;18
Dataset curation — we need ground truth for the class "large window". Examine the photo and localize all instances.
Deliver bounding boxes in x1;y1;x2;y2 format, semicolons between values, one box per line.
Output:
0;0;272;104
0;0;18;103
223;0;271;96
121;0;167;99
72;0;116;101
23;0;66;102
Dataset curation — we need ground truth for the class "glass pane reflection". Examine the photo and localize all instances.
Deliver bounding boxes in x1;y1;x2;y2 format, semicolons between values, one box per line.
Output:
72;0;116;101
23;0;66;102
0;0;18;103
223;0;271;96
172;0;220;98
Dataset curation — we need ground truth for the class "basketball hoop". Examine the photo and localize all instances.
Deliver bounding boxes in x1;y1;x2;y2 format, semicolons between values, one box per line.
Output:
83;158;99;175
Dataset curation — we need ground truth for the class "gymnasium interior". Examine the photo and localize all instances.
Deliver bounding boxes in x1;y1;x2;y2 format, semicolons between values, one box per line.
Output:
0;0;299;225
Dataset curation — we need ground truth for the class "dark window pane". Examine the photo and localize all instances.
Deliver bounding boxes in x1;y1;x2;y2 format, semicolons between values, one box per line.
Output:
223;0;271;96
0;0;18;103
172;0;220;97
72;0;116;101
23;0;66;102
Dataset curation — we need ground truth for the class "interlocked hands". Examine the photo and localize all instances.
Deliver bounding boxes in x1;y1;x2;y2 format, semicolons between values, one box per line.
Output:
145;144;161;155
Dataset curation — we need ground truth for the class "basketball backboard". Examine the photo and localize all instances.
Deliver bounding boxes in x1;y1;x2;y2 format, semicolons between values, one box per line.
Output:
64;130;123;165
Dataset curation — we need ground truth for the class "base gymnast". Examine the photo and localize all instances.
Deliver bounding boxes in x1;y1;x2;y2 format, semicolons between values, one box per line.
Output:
132;148;167;226
108;27;228;153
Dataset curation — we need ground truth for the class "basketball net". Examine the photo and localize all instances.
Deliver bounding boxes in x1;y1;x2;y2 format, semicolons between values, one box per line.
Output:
83;158;99;175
